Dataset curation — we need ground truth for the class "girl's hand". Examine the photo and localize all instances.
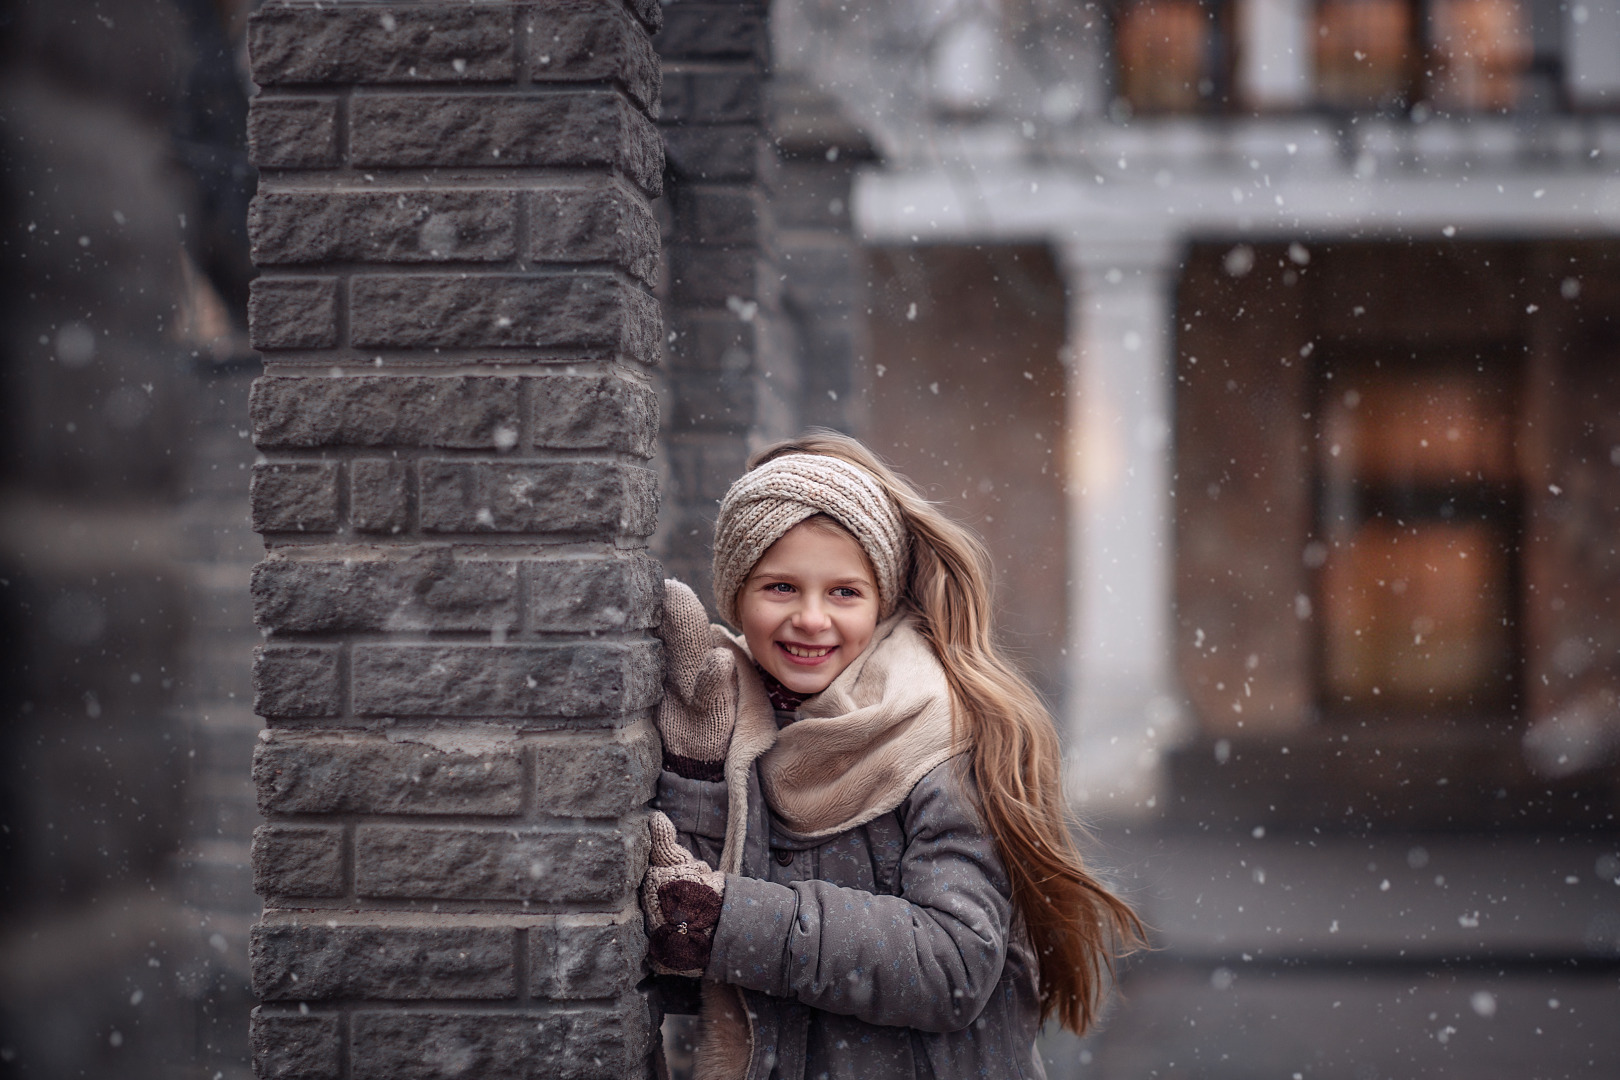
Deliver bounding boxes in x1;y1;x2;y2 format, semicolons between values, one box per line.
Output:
641;811;726;976
652;579;738;780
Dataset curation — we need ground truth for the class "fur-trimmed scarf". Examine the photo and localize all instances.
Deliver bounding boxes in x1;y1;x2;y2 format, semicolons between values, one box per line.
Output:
693;614;961;1080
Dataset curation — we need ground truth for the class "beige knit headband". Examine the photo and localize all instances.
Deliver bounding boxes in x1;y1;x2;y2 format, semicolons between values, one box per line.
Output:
712;454;910;627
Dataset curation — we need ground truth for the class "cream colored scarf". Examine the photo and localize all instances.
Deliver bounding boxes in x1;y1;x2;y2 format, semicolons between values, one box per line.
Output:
694;614;962;1080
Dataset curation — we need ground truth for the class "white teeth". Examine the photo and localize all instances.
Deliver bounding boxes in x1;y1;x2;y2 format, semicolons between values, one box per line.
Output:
782;643;833;658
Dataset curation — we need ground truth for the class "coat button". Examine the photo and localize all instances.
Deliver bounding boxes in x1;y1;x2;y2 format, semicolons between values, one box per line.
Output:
774;849;794;866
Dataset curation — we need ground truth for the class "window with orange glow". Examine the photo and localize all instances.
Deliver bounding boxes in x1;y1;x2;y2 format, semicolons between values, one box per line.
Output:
1114;0;1218;112
1313;356;1522;718
1315;0;1416;109
1427;0;1531;111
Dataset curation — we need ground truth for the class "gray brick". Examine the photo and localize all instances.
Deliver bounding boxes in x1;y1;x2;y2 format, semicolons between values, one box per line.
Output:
253;824;346;899
249;277;340;351
532;726;659;818
417;461;658;537
668;246;776;306
252;923;517;1001
667;310;756;371
531;376;658;455
250;191;518;265
656;6;767;60
252;375;522;450
254;730;524;816
249;3;514;85
531;910;647;999
350;92;663;197
525;551;661;632
350;1002;650;1080
666;369;756;431
251;1009;342;1080
526;182;659;287
661;124;763;181
350;274;659;364
351;640;661;718
524;1;660;112
673;186;762;246
350;459;411;535
660;434;750;503
255;644;343;719
661;70;761;124
248;97;339;169
251;461;341;533
354;823;647;903
253;550;518;634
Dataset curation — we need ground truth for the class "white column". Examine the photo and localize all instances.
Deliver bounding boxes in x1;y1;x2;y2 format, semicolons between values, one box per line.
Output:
1056;233;1184;815
1236;0;1311;109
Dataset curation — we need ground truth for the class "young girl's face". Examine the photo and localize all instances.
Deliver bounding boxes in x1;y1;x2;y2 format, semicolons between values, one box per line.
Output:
737;520;880;696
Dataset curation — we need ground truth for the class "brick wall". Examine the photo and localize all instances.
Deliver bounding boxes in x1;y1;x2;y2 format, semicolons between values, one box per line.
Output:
243;2;664;1075
654;0;787;603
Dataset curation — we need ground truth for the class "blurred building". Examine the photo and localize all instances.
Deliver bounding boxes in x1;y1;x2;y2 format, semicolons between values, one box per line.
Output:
1;0;259;1076
770;0;1620;1075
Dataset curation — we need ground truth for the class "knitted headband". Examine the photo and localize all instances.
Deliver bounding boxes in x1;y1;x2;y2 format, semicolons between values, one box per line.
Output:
712;453;910;627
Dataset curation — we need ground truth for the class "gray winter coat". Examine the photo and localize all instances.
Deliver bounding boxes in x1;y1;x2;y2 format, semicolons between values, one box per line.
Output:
656;753;1049;1080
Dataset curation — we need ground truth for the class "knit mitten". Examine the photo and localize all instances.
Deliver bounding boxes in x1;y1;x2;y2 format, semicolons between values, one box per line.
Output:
642;811;726;976
653;579;738;781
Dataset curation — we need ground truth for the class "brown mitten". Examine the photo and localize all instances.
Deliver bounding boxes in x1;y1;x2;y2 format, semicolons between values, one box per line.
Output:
653;579;738;780
641;811;726;976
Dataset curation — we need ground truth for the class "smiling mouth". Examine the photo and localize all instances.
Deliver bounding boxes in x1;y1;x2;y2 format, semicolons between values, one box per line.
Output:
778;642;835;659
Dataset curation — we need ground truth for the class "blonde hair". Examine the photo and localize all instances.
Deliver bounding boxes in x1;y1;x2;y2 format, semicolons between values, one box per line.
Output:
747;430;1146;1035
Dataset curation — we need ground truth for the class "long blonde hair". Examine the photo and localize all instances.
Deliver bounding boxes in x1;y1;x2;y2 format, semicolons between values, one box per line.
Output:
748;430;1145;1035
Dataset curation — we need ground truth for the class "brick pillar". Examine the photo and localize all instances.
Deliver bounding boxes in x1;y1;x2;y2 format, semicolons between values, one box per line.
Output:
243;2;664;1076
655;0;785;603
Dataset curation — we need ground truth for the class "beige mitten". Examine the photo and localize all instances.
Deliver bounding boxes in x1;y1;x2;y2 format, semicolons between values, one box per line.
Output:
653;579;739;780
641;811;726;976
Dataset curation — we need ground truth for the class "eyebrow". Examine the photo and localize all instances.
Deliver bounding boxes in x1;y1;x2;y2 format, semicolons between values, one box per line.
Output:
747;566;873;587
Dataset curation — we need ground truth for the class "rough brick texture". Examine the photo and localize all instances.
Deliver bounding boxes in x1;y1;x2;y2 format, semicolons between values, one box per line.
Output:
349;273;660;362
531;909;648;999
245;0;664;1072
417;461;658;536
248;277;339;350
252;824;346;899
249;4;516;86
250;190;518;265
350;1003;650;1080
252;922;518;1000
350;640;660;718
354;823;647;903
247;97;339;169
254;730;525;816
253;375;522;450
349;92;662;197
251;1010;343;1080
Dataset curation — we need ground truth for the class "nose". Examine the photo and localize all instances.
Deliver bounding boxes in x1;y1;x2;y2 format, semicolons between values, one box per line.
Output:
790;594;832;634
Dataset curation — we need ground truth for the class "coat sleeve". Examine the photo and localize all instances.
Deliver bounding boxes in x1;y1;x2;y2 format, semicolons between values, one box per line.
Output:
705;759;1013;1033
653;769;729;871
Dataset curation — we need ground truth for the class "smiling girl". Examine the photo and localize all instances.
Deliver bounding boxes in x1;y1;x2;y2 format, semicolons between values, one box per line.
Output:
640;431;1143;1080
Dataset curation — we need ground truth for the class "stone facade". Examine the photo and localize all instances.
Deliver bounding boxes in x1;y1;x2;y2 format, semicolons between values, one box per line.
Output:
244;2;664;1075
